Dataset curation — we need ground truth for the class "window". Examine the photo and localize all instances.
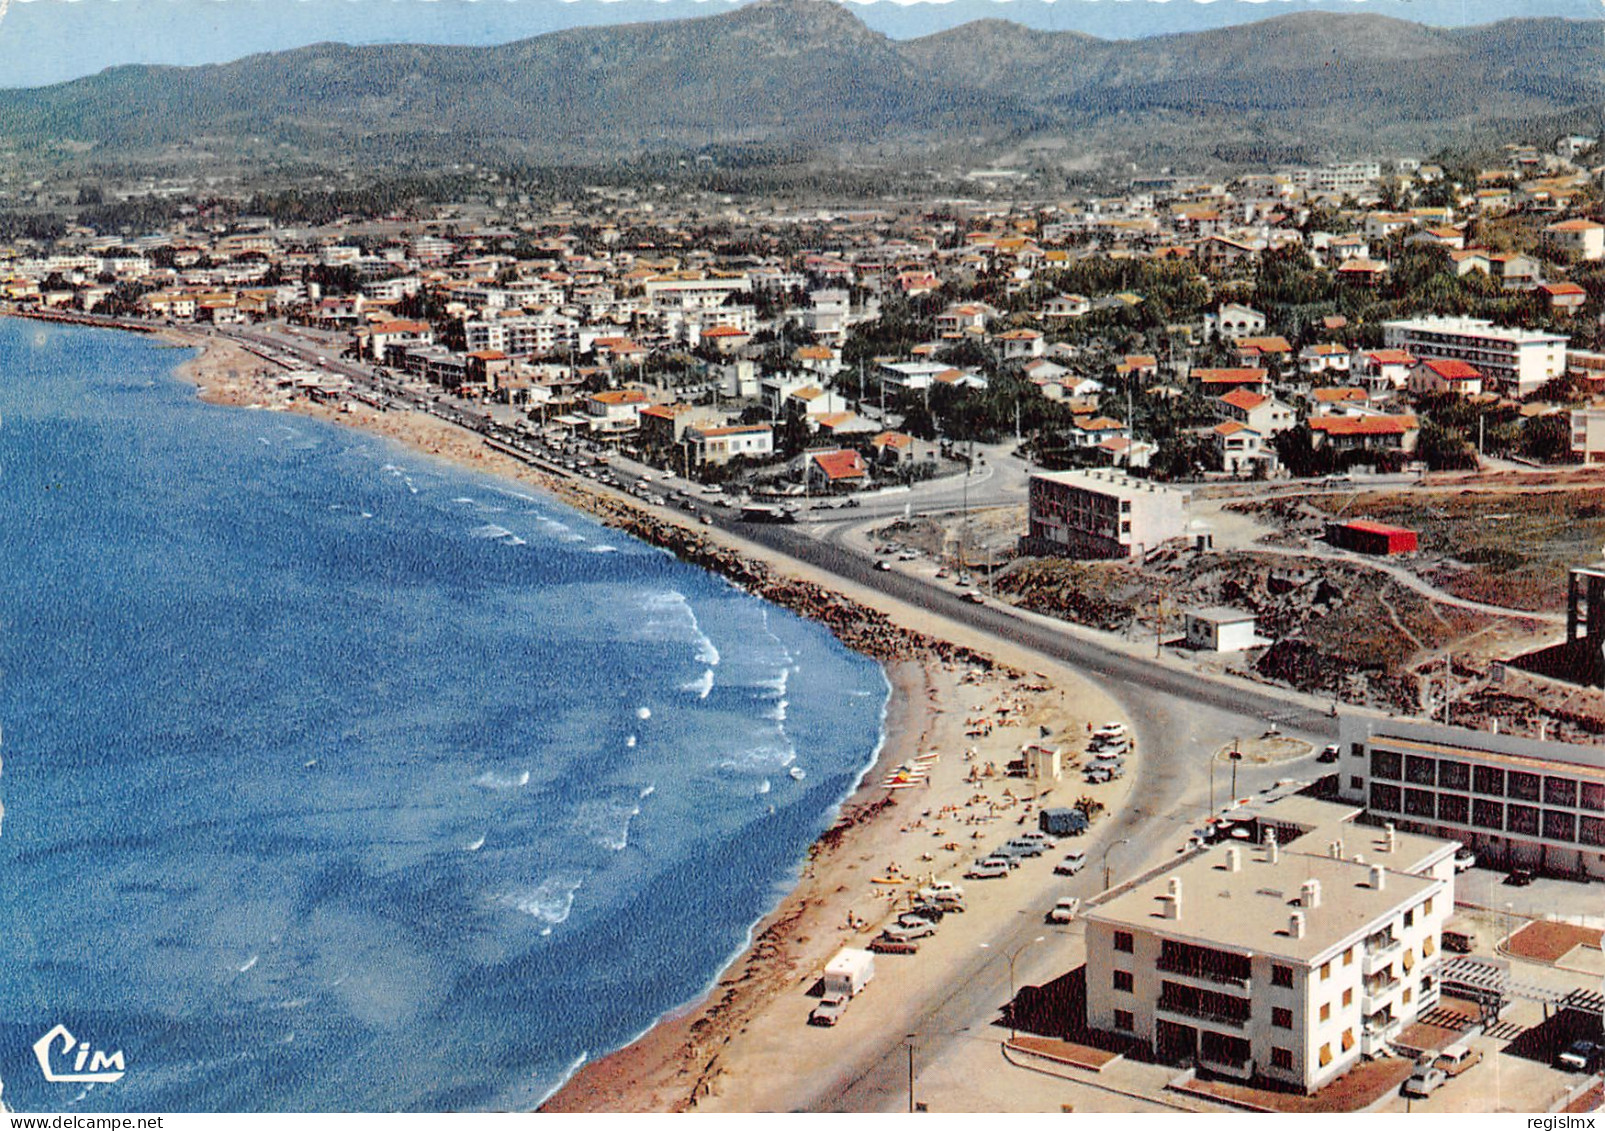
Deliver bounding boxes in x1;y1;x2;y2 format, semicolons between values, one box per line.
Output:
1114;1009;1134;1032
1439;760;1470;791
1114;931;1134;954
1581;815;1605;848
1343;947;1354;967
1544;809;1578;842
1545;777;1578;807
1371;783;1402;813
1273;1007;1293;1028
1349;776;1365;793
1342;988;1353;1007
1404;909;1414;929
1320;1002;1331;1022
1474;765;1506;797
1508;771;1541;803
1405;788;1435;818
1473;798;1504;831
1581;782;1605;812
1424;896;1434;916
1437;793;1470;824
1423;936;1435;957
1507;804;1540;836
1403;987;1412;1005
1272;964;1294;988
1113;970;1134;992
1371;750;1402;780
1342;1028;1355;1052
1320;961;1331;981
1272;1047;1294;1071
1405;755;1436;786
1319;1043;1333;1067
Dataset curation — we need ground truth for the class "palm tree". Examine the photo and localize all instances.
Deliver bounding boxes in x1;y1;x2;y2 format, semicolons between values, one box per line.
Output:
1074;796;1105;823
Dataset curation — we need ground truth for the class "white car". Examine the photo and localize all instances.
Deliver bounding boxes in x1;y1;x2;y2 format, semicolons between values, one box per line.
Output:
1019;830;1058;849
1055;851;1087;875
965;859;1010;879
1047;897;1081;924
881;919;936;942
1094;722;1127;739
809;994;849;1027
1453;848;1477;873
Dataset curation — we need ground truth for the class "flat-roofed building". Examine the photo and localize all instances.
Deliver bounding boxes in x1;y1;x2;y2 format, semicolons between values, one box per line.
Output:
1336;714;1605;880
1383;317;1567;398
1084;803;1453;1092
1025;470;1189;560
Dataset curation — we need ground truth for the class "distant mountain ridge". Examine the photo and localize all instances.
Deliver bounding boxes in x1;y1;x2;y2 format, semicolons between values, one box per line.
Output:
0;0;1598;173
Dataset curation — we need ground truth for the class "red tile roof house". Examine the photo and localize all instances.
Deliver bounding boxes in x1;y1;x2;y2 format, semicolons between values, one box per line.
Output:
1540;281;1588;315
1308;413;1420;453
871;430;917;465
1191;367;1268;393
1408;359;1485;398
805;448;871;492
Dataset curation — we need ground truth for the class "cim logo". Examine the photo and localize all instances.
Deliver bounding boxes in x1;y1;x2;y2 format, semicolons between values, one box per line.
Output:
33;1024;126;1084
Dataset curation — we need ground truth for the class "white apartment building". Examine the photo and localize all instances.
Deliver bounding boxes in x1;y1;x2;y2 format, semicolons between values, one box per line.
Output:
1025;470;1189;560
1382;317;1567;398
1571;405;1605;464
1337;715;1605;880
682;423;774;468
462;313;577;357
641;273;751;311
1085;806;1454;1092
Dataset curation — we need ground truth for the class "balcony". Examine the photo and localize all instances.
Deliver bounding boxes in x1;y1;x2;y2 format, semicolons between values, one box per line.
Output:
1362;938;1402;976
1361;979;1400;1015
1157;999;1250;1030
1361;1020;1399;1059
1155;957;1251;992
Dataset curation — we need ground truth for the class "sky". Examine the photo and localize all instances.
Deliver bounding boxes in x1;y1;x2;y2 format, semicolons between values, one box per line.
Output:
0;0;1596;89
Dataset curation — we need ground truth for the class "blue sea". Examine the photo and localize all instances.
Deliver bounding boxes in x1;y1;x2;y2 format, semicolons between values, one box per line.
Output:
0;319;888;1112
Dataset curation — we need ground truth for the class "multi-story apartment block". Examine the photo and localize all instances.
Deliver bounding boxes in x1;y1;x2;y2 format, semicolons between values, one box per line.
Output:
1337;715;1605;880
682;423;775;468
1382;317;1567;398
1025;470;1189;559
1085;803;1454;1092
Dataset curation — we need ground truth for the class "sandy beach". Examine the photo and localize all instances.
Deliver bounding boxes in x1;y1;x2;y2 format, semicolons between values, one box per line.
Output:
152;324;1132;1113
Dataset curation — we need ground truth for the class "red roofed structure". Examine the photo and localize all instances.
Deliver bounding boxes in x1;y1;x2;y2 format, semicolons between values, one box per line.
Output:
1326;519;1418;555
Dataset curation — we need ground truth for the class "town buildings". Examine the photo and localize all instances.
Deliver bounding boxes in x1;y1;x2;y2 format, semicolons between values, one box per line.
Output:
1336;715;1605;881
1024;470;1189;559
1382;317;1568;398
1084;796;1455;1092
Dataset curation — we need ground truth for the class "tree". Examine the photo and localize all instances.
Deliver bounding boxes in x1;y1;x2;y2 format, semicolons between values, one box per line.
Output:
1520;414;1580;465
1417;421;1479;471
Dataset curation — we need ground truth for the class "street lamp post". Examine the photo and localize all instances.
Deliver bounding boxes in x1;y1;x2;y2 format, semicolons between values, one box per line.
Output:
1103;837;1132;891
905;1032;917;1113
979;935;1046;1040
1229;737;1243;802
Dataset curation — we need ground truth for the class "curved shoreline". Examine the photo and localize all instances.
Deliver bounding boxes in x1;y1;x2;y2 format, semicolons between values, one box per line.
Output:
24;316;1124;1113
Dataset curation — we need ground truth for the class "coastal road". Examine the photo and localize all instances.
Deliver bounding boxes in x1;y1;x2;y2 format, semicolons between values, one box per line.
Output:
692;516;1340;1112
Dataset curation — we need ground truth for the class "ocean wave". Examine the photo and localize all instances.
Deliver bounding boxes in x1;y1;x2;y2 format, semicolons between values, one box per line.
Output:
463;835;486;852
587;544;617;554
637;589;720;666
469;523;527;546
766;698;788;722
474;769;530;791
636;706;651;720
716;740;796;773
486;485;539;505
498;876;583;932
681;669;715;699
575;797;641;852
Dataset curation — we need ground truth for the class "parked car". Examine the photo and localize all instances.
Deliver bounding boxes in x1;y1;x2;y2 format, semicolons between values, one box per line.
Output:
1317;744;1341;763
918;881;964;901
1055;850;1088;876
1504;867;1535;887
1434;1043;1482;1077
874;560;892;572
1402;1065;1447;1098
1006;838;1046;857
1084;767;1114;784
809;994;849;1026
1453;848;1476;873
965;859;1010;880
898;908;941;928
1047;897;1081;924
1558;1040;1602;1072
962;591;985;605
1094;722;1127;740
1019;830;1058;849
881;919;936;943
869;937;919;955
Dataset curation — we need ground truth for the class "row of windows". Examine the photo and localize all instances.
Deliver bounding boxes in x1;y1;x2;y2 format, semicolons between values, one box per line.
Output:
1369;784;1605;845
1369;749;1605;811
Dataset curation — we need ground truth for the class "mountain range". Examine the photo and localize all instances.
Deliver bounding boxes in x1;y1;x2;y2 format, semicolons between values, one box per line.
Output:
0;0;1598;175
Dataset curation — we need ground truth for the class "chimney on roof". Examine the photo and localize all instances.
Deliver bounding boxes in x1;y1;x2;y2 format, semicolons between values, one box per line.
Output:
1384;823;1397;853
1266;828;1280;865
1225;846;1242;872
1369;864;1386;890
1289;911;1306;939
1336;838;1345;859
1302;878;1322;909
1160;878;1182;920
